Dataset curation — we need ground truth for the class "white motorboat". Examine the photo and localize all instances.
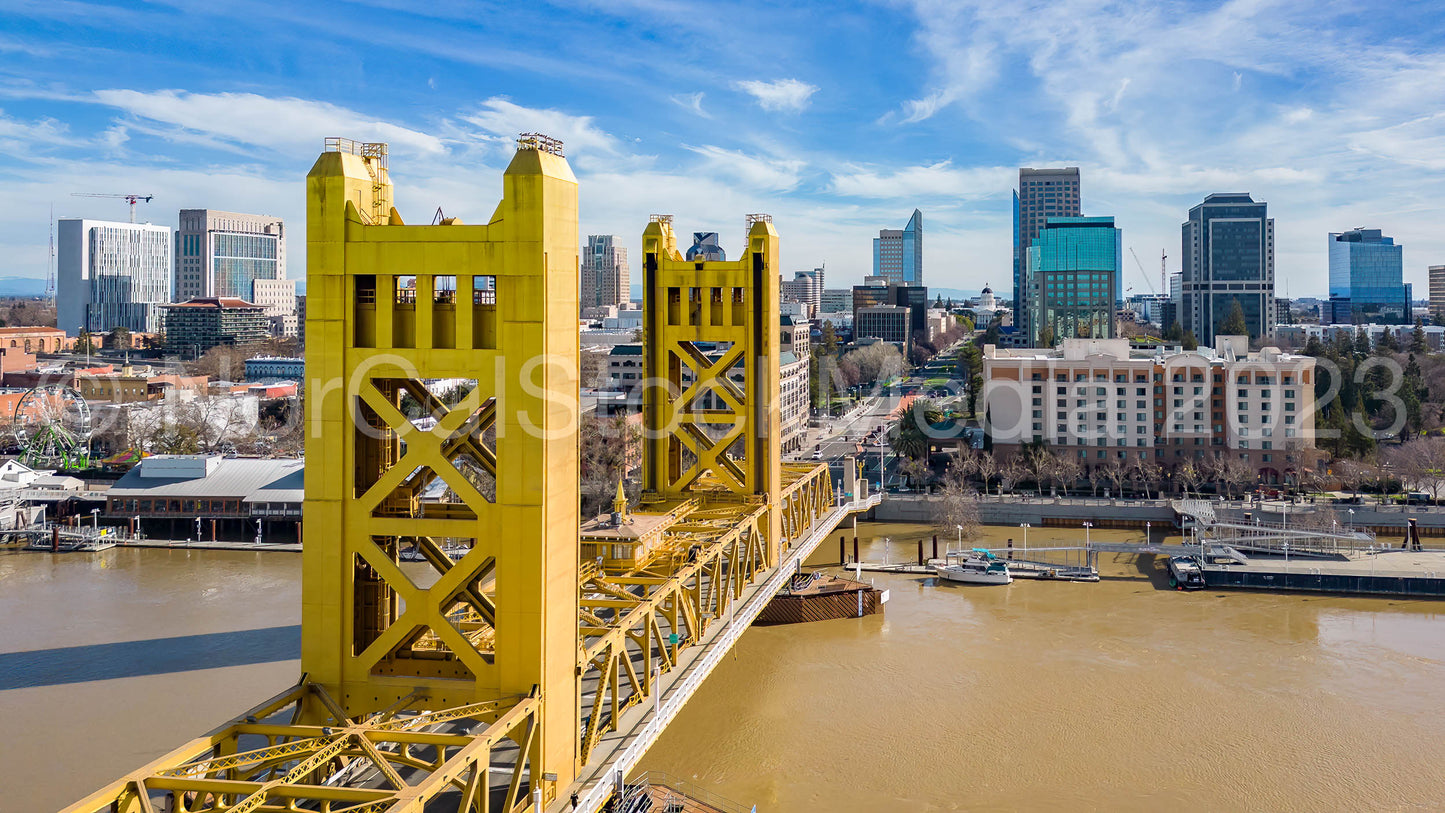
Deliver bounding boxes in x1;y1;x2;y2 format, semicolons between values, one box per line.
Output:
934;550;1012;585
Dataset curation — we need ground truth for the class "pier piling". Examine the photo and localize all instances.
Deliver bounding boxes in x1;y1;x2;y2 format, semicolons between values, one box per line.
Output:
932;535;938;561
840;536;846;564
917;539;923;565
853;536;859;564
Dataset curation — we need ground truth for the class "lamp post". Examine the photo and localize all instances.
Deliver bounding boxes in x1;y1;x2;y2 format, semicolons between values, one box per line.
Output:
90;508;99;532
1348;508;1355;530
1083;521;1092;550
955;524;962;555
1021;522;1030;555
1145;520;1151;546
194;516;202;542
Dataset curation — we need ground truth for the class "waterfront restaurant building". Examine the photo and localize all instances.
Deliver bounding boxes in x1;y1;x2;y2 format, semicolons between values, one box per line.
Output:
104;454;302;543
982;337;1317;485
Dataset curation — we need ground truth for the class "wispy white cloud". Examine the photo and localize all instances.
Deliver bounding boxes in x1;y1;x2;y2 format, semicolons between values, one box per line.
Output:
684;144;806;192
92;89;446;156
886;0;1445;293
669;91;709;118
830;161;1013;200
733;78;818;112
462;97;620;160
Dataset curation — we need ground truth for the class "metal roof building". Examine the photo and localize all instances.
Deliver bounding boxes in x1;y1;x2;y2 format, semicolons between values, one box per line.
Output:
104;455;303;542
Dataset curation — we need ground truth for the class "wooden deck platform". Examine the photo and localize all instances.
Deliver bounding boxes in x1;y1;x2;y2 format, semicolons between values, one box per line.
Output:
756;571;883;625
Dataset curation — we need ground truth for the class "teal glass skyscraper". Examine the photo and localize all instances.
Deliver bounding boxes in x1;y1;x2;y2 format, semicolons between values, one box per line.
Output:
1026;216;1122;345
1327;228;1409;324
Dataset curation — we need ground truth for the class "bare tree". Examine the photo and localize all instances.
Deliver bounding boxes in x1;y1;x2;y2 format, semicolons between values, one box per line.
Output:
899;456;931;491
930;470;982;542
1291;504;1344;532
998;457;1026;496
1099;457;1128;497
580;414;640;516
1223;456;1257;498
579;349;609;389
1052;454;1082;497
1130;459;1161;499
1335;457;1376;500
1026;447;1053;496
973;451;999;496
1175;460;1203;497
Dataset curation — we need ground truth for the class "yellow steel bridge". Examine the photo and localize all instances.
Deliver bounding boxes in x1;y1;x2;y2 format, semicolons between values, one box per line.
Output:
62;135;875;813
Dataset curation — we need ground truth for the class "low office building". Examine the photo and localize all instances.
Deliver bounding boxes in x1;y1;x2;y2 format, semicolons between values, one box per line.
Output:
245;356;304;382
856;305;911;346
982;336;1316;484
104;454;302;543
162;297;270;357
74;366;208;403
0;327;68;354
1271;322;1445;353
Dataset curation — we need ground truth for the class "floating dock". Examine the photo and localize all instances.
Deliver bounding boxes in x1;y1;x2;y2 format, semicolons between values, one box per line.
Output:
1200;550;1445;598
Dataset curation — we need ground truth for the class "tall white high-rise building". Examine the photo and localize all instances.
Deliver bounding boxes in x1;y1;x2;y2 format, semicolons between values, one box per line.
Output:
58;218;172;336
175;209;286;302
580;235;630;310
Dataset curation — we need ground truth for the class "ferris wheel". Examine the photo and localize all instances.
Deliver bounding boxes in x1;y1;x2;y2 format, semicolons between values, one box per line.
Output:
11;385;92;470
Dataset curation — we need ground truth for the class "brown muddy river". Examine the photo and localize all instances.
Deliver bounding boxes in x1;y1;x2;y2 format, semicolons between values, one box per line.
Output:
3;522;1444;811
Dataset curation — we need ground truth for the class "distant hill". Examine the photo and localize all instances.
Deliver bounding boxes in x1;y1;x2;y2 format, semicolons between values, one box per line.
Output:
0;277;48;297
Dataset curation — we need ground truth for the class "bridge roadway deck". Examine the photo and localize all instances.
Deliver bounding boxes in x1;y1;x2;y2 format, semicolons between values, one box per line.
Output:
563;494;882;813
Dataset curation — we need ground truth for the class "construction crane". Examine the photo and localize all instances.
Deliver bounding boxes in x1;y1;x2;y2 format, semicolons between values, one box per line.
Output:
1129;247;1157;294
70;192;154;223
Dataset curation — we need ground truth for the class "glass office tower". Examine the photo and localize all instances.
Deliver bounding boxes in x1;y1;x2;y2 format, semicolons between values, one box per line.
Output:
1026;216;1122;345
1180;193;1275;345
872;209;923;285
1327;229;1409;324
1014;168;1082;342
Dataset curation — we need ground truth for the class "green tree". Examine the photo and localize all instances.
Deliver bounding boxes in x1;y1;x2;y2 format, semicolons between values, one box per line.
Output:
1413;318;1428;354
106;326;132;350
1354;327;1372;357
1220;299;1248;336
818;320;838;356
1378;328;1399;353
1163;320;1184;342
1182;331;1198;351
1038;324;1056;348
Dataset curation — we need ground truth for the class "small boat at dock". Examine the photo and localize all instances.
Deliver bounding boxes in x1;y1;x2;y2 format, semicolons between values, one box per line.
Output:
1166;555;1206;590
934;549;1012;585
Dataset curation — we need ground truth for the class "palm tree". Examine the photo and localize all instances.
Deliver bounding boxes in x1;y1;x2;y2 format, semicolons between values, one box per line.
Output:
889;398;943;461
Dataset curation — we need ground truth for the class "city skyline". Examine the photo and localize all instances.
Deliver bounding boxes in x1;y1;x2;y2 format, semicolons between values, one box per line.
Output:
1;2;1443;297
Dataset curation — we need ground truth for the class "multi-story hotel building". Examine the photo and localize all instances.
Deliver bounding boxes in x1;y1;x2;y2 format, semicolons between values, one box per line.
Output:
982;336;1316;483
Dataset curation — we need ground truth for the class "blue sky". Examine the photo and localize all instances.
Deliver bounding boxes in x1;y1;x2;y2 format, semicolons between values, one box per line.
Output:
2;0;1443;298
